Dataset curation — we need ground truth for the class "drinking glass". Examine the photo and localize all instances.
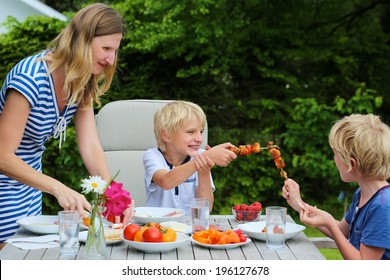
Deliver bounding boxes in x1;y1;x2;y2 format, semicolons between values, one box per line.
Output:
266;206;286;250
190;198;210;233
58;210;80;256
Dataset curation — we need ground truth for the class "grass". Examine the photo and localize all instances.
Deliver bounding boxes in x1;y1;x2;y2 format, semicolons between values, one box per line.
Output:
319;248;343;260
300;222;344;260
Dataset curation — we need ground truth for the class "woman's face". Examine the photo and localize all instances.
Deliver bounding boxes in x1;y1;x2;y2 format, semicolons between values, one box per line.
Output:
91;33;122;75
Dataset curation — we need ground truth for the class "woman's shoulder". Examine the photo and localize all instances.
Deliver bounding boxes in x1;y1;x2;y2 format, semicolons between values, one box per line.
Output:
10;51;48;76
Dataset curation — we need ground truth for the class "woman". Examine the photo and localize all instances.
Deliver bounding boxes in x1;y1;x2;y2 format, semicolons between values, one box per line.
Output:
0;3;131;247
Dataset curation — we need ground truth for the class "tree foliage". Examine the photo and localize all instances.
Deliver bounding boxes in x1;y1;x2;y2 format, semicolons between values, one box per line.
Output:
1;0;389;217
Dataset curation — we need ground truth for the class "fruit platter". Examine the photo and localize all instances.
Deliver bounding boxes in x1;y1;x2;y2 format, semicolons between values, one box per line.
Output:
191;228;251;249
122;222;190;253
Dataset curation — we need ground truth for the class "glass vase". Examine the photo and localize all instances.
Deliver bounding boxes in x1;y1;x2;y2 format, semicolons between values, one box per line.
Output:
84;200;108;260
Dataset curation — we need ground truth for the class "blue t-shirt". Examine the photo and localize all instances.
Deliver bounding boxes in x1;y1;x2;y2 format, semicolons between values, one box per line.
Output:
345;185;390;260
143;148;215;215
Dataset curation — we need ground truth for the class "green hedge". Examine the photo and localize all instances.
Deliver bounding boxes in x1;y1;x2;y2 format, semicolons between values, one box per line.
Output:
1;0;388;217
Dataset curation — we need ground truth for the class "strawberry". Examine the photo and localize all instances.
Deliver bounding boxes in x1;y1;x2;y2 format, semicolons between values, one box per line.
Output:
234;229;247;242
240;204;248;211
238;234;247;242
246;213;255;221
236;211;245;221
233;204;241;211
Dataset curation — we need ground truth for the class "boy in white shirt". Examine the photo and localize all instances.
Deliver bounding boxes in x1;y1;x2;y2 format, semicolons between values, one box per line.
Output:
144;100;237;214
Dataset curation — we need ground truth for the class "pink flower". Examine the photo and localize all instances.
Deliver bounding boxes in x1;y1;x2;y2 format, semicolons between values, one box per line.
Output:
102;181;132;216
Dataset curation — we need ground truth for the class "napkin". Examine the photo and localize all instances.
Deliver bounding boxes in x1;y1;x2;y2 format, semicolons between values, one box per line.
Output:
6;234;60;250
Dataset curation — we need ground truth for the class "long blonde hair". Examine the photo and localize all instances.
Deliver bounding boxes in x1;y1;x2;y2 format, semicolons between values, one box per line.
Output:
44;3;125;109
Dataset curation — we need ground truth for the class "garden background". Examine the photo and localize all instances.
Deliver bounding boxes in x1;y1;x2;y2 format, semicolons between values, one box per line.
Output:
1;0;389;229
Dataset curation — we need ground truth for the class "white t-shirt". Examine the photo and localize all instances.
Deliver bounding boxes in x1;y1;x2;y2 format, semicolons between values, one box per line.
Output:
143;148;215;215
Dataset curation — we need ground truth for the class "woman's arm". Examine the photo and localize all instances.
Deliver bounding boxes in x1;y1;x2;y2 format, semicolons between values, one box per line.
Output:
0;90;90;213
75;105;134;224
74;104;110;180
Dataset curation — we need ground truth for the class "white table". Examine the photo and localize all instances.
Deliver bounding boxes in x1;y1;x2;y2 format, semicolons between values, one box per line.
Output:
0;215;325;260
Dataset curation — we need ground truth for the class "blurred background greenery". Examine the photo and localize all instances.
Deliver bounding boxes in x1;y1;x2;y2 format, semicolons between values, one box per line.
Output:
1;0;389;229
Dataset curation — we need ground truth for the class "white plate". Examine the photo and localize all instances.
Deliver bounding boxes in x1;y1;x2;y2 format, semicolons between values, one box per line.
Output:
16;215;59;234
237;221;305;241
79;230;123;245
160;221;192;235
133;207;185;224
124;232;190;253
190;236;252;249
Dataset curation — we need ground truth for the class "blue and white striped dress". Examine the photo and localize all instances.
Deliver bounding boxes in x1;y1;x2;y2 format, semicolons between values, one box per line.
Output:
0;51;77;242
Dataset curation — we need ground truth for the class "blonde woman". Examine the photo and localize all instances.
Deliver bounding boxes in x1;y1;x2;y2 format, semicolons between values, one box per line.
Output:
0;3;132;246
144;100;237;215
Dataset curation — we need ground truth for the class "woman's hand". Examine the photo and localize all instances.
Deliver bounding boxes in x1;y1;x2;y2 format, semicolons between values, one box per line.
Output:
121;199;135;226
54;184;91;216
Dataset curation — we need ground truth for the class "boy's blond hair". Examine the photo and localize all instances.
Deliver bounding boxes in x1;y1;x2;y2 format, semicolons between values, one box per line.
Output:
329;113;390;180
154;100;207;152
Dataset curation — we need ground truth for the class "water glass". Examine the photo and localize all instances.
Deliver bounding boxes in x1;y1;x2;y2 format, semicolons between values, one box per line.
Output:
266;206;287;250
58;210;80;256
190;198;210;233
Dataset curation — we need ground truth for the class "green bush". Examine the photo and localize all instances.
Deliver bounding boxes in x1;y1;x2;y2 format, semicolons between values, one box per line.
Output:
1;1;388;218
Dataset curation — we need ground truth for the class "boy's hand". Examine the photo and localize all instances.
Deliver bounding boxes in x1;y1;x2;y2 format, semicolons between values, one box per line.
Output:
300;204;333;228
282;179;306;212
194;153;215;173
205;142;237;167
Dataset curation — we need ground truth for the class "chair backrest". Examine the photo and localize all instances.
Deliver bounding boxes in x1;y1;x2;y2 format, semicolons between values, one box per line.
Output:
95;99;208;207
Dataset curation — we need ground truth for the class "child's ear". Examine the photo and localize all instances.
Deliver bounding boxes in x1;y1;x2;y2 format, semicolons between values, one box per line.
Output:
161;128;170;142
350;157;357;170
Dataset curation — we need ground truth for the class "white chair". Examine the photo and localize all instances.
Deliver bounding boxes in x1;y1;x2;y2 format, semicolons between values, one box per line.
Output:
95;99;208;207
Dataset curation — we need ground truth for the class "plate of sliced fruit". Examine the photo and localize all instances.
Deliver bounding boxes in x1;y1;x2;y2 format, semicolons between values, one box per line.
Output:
191;236;251;250
190;228;251;249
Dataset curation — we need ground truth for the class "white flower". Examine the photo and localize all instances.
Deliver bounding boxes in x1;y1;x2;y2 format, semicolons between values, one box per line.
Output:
81;176;107;195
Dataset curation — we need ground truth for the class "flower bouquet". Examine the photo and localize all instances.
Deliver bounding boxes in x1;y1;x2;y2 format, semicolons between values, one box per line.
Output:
81;171;131;260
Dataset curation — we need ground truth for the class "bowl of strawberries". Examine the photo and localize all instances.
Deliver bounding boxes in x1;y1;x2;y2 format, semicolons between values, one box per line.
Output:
232;201;262;223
